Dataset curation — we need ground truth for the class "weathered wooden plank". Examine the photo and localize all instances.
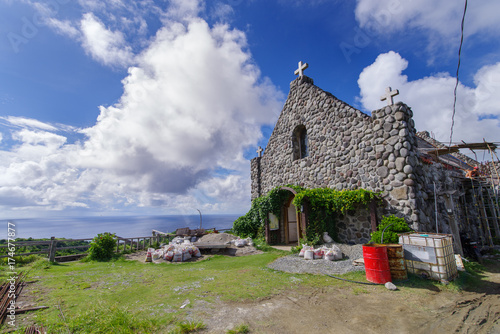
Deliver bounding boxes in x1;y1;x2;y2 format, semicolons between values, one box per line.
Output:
55;238;94;242
0;241;51;247
15;306;49;314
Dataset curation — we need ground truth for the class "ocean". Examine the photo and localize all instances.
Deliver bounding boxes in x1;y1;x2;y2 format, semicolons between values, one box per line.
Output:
1;214;241;240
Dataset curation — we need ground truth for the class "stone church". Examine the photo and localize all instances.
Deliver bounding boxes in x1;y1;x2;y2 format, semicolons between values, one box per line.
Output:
250;62;500;253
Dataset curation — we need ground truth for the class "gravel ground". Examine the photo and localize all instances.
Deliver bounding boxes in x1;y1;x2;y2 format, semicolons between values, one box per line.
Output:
268;243;365;275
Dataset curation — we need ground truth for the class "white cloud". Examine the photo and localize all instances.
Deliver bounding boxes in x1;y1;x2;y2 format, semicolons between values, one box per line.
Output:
12;129;67;149
354;0;500;59
163;0;204;22
210;3;234;22
0;6;283;216
80;12;135;67
2;116;57;131
355;0;500;39
46;18;80;38
77;17;282;195
358;51;500;145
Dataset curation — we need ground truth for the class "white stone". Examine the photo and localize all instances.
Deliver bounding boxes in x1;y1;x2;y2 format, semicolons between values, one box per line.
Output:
385;282;397;290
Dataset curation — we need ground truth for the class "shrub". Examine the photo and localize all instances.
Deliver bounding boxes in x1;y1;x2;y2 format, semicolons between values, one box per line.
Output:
87;232;116;261
370;215;412;244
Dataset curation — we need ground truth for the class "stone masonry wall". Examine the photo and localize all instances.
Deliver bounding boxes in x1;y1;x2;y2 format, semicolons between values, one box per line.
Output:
250;158;261;199
251;76;422;232
336;205;381;244
412;160;463;234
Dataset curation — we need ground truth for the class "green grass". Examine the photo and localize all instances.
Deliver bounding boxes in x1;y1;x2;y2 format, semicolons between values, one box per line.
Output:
169;321;206;334
2;251;488;333
395;260;486;293
1;252;345;333
227;323;250;334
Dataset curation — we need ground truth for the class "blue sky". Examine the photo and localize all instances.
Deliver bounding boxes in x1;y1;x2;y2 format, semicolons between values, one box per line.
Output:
0;0;499;219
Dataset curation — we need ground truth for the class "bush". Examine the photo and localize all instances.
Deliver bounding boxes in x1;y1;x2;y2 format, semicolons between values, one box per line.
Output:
87;233;116;261
370;215;412;244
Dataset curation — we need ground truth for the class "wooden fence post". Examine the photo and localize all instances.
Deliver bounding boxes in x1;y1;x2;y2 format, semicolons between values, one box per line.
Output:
48;237;57;262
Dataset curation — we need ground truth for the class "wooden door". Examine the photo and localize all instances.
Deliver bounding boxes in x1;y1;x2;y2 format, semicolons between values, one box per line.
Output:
287;202;298;243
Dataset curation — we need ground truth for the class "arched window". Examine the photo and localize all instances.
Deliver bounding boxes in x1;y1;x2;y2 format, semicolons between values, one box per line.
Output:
292;125;308;160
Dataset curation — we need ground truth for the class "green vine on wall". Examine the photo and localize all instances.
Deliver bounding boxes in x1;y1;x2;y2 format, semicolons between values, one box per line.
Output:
293;188;380;244
292;188;379;215
233;186;380;243
232;185;303;238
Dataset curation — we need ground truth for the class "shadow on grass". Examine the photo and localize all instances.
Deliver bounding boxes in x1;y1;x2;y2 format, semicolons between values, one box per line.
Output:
459;259;500;295
395;259;500;296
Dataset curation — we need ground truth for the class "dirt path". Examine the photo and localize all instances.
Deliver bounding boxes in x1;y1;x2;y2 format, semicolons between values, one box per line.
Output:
193;261;500;334
421;262;500;334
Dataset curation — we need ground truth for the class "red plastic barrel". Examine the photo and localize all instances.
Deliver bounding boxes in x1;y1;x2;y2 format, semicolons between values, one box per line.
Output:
362;244;392;284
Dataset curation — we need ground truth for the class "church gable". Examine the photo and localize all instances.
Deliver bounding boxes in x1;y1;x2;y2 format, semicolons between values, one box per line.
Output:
251;65;420;235
259;75;375;191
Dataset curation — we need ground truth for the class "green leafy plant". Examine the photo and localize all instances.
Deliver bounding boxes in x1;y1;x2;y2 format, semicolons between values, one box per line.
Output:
227;324;250;334
87;232;116;261
169;321;206;334
370;215;412;244
290;244;302;254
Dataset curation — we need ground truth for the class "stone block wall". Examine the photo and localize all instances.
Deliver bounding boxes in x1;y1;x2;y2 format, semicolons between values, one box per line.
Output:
251;76;421;229
336;205;375;244
250;157;261;199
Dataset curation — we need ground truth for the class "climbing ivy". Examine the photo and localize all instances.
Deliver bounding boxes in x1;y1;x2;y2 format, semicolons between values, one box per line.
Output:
293;188;379;244
233;186;380;242
232;185;303;238
292;188;379;215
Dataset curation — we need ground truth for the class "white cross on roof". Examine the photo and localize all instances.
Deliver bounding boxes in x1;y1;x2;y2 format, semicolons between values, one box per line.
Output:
294;61;309;77
380;87;399;106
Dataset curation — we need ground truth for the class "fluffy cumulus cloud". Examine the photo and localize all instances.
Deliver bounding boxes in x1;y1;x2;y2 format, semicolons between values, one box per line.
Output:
358;51;500;144
355;0;500;39
0;2;282;216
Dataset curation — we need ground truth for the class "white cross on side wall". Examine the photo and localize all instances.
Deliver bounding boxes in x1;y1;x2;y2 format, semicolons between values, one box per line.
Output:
380;87;399;106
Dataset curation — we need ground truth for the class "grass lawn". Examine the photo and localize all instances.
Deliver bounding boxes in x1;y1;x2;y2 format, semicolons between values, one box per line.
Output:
0;250;484;333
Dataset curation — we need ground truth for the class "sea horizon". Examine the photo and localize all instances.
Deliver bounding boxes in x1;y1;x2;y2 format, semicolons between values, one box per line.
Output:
1;214;242;240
